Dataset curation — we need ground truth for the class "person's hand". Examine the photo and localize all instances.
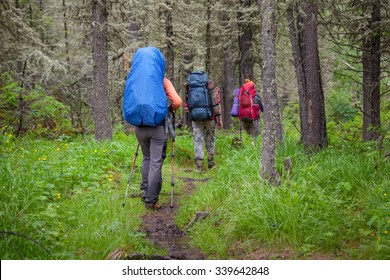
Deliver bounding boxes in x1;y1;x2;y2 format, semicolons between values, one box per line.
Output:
185;106;189;113
217;116;223;128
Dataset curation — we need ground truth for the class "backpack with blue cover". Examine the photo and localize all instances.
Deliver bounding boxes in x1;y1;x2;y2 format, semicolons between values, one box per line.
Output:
187;71;212;122
123;47;167;127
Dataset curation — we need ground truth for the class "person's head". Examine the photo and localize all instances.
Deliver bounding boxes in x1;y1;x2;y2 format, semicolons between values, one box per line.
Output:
207;80;215;90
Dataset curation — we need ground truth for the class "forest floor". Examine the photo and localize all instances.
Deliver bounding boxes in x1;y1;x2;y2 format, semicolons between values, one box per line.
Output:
126;171;208;260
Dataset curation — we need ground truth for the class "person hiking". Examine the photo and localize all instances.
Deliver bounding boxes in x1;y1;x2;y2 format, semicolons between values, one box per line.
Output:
123;47;182;210
237;78;263;139
185;72;222;172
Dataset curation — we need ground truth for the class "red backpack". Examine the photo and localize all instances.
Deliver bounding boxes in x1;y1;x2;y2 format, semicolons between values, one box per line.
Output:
238;82;260;122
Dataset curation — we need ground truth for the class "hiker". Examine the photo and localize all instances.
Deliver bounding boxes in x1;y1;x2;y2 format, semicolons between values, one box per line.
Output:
185;72;222;172
123;47;182;210
236;78;263;139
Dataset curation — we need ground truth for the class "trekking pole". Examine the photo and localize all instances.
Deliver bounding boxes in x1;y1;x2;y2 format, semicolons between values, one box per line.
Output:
166;110;176;208
122;143;140;207
170;138;175;208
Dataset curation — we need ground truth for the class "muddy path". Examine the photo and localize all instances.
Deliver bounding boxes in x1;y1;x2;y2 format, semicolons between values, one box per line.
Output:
128;176;208;260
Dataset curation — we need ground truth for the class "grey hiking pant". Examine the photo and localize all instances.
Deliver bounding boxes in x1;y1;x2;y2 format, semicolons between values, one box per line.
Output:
192;120;216;160
135;125;167;203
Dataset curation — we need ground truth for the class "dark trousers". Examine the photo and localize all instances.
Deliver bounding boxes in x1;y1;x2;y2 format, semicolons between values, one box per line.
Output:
135;125;167;203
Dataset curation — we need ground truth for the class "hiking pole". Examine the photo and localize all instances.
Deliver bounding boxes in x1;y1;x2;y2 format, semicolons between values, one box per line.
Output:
170;138;175;208
122;143;140;207
166;110;176;208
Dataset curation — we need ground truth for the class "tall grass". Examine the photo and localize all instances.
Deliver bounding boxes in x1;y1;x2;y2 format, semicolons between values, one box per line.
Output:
0;131;157;259
176;131;390;259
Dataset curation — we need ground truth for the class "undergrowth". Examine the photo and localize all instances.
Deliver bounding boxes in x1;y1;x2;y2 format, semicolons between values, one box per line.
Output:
1;125;389;259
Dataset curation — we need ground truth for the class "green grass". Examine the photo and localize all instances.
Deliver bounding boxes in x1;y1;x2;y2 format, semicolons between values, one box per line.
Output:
1;126;389;259
176;131;390;259
0;131;153;259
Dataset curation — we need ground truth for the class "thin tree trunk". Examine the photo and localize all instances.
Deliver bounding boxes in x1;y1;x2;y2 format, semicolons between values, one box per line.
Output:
63;0;70;69
260;0;279;184
222;2;234;129
286;2;308;143
181;50;193;129
362;0;381;141
223;43;234;129
92;0;112;141
257;0;283;142
165;0;174;81
238;0;253;83
205;0;211;74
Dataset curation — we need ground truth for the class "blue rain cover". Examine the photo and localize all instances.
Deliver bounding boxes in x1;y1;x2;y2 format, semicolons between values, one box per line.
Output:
123;47;167;126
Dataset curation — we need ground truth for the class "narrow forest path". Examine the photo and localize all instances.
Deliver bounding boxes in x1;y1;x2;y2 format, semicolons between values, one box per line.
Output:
127;175;208;260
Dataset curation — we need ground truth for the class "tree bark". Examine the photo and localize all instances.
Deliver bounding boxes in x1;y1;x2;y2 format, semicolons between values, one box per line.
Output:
303;1;327;149
286;2;307;142
362;0;381;141
205;0;211;74
223;43;234;129
165;0;174;81
287;0;327;150
257;0;283;142
92;0;112;141
222;2;235;129
63;0;70;70
238;0;253;83
260;0;280;184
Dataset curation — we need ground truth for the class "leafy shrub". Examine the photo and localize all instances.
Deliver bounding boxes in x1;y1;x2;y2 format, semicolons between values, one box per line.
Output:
326;90;357;123
0;73;69;137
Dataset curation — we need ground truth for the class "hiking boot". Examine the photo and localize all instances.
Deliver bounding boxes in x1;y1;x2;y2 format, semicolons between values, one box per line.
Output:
145;202;161;210
195;159;203;172
207;155;214;169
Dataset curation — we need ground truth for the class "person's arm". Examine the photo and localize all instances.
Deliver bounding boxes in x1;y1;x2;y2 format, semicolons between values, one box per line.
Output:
164;78;182;110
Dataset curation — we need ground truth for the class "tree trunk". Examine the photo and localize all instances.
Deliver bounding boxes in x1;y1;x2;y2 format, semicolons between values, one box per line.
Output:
181;50;193;129
92;0;112;141
238;0;253;83
165;0;174;81
260;0;279;184
205;0;211;74
257;0;283;142
287;2;308;143
222;3;235;129
287;1;327;150
362;0;381;141
223;43;234;129
63;0;70;69
303;2;327;149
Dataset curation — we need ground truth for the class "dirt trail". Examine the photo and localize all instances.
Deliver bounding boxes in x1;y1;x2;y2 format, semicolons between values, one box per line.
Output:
129;176;208;260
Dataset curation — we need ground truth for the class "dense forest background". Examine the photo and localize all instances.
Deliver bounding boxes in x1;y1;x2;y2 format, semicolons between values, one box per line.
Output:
1;0;389;141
